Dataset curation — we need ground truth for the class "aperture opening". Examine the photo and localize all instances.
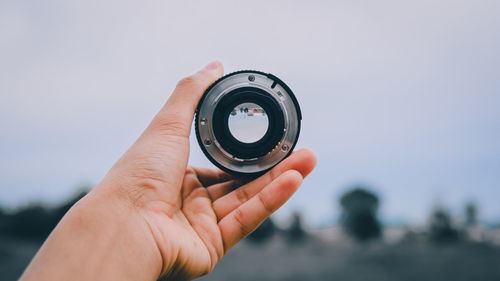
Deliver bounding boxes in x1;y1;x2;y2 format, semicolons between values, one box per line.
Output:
228;102;269;143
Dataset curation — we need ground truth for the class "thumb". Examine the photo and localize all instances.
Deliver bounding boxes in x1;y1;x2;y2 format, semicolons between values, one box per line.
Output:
147;61;224;138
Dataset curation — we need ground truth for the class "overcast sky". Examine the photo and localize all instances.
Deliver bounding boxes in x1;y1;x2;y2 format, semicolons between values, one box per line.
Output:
1;0;499;226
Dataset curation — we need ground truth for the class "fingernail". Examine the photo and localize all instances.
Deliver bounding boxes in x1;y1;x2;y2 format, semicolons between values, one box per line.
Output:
205;61;220;70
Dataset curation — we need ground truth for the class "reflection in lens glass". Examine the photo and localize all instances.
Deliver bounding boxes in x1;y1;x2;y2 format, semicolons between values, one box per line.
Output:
228;102;268;143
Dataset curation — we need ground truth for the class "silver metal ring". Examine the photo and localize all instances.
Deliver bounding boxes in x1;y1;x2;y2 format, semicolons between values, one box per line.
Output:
195;70;301;175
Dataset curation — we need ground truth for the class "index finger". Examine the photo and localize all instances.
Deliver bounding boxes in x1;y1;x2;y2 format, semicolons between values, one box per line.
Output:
218;169;303;252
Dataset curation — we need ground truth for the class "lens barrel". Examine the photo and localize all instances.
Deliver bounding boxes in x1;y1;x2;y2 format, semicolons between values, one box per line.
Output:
195;70;301;175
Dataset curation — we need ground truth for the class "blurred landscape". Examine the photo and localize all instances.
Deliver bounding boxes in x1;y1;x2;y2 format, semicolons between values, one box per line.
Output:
1;1;500;280
2;186;500;281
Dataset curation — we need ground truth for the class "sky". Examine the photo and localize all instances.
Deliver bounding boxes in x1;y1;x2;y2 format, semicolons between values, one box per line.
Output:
1;0;499;226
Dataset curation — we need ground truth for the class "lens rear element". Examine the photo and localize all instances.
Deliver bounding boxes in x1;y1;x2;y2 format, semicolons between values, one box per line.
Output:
228;102;269;144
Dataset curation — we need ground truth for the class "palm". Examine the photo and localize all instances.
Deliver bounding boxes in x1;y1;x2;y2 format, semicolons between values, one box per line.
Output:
147;168;228;279
142;149;315;280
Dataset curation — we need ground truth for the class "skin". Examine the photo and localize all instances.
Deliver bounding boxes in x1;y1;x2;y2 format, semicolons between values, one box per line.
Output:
19;61;317;281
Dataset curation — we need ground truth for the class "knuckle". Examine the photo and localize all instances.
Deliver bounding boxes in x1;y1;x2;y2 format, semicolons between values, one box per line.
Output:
152;113;189;137
269;167;279;181
185;166;196;177
257;192;274;214
233;208;250;237
235;187;251;204
176;75;201;90
115;175;162;209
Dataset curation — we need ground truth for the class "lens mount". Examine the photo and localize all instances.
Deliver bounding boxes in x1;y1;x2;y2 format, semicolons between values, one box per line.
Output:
195;70;301;175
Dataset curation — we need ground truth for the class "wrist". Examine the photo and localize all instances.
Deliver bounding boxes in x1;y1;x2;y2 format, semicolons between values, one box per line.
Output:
21;188;163;281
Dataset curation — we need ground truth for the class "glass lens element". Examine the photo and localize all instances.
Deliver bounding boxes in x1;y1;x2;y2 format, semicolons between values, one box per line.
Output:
228;102;269;143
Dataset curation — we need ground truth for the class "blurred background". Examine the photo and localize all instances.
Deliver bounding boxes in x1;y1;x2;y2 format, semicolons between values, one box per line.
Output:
1;0;499;280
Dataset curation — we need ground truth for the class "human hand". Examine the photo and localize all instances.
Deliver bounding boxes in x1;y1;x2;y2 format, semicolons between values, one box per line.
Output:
20;61;316;281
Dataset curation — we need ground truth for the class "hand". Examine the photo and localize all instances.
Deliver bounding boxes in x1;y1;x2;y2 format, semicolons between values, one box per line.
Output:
20;61;316;281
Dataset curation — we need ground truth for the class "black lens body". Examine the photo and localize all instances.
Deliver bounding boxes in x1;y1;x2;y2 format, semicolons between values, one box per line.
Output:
195;70;301;175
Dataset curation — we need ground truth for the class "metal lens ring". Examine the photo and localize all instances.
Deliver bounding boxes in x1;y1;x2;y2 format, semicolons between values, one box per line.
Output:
195;70;301;175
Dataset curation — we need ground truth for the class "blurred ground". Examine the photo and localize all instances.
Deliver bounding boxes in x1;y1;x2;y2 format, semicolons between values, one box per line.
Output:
3;233;500;281
200;236;500;281
0;236;41;281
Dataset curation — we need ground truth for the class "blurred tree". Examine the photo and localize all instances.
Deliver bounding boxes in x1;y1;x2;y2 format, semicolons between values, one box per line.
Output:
465;202;478;226
0;206;7;231
247;218;276;243
0;206;5;220
340;187;381;241
429;207;459;243
4;204;55;240
0;190;88;240
286;211;306;242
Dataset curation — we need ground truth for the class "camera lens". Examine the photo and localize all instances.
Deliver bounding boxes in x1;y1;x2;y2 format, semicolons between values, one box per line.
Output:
195;70;301;175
